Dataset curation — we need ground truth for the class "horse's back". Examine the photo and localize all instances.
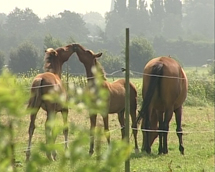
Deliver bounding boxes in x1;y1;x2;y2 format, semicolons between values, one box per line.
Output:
104;78;137;113
143;56;187;110
29;72;66;111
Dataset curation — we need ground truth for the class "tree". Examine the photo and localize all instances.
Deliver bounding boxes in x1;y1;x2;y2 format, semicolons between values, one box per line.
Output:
125;0;150;36
0;51;5;71
130;37;155;72
44;34;63;50
182;0;214;40
105;11;127;40
114;0;127;16
44;11;89;42
98;50;124;75
5;8;40;39
8;42;39;73
128;0;137;9
83;12;105;31
162;0;183;39
149;0;165;36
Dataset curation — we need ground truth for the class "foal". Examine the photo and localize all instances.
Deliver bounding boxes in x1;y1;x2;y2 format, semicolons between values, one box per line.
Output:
25;44;75;161
73;44;139;155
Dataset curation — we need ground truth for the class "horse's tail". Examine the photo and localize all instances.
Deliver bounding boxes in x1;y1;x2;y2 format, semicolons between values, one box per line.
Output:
137;63;163;122
28;78;43;109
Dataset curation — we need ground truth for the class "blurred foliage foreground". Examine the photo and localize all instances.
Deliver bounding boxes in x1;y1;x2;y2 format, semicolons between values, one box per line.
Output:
0;69;132;172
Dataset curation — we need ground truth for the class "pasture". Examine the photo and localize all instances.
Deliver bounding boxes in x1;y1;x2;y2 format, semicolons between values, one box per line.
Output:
0;66;214;172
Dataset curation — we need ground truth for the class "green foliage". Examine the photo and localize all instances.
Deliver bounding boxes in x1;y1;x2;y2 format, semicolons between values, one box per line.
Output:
130;37;154;72
8;41;39;73
98;50;124;76
0;70;28;171
44;34;63;49
153;36;214;66
183;0;214;39
5;7;40;38
26;67;132;171
208;62;215;75
44;11;89;42
0;51;5;71
185;70;214;106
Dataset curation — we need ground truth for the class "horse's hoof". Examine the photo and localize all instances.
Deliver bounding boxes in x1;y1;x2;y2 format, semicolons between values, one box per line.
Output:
158;151;162;155
89;150;94;156
146;148;151;154
163;150;168;154
179;146;184;155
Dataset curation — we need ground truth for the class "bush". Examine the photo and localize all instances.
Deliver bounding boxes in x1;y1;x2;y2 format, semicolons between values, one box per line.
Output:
185;71;214;106
0;69;132;171
8;41;39;73
130;37;154;73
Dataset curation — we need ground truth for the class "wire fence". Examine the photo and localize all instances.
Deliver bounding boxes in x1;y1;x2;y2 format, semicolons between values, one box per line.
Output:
1;68;214;155
18;68;214;90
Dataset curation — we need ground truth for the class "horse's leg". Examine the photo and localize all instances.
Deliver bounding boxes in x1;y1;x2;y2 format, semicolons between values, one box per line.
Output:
102;114;110;145
62;108;69;149
174;106;184;155
89;114;97;155
144;108;152;154
130;108;139;153
45;109;57;161
26;112;38;161
163;110;174;154
26;95;41;162
158;111;164;155
117;109;125;139
141;119;145;152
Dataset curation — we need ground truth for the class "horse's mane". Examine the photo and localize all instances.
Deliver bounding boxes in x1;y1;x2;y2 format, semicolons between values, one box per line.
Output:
95;59;107;80
43;48;59;73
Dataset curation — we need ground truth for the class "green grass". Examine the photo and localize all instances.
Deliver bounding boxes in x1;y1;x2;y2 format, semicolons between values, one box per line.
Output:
9;105;214;172
1;68;214;172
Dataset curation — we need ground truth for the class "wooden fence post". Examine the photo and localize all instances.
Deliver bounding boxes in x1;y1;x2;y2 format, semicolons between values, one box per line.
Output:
125;28;130;172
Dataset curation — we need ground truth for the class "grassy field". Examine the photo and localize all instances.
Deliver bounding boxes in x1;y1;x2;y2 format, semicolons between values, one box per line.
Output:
10;105;214;171
0;67;214;172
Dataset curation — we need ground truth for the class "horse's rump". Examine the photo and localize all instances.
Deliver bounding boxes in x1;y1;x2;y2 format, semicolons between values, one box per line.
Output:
28;73;64;110
142;57;186;111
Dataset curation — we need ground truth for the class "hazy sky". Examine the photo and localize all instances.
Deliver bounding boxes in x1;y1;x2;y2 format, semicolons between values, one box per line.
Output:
1;0;152;18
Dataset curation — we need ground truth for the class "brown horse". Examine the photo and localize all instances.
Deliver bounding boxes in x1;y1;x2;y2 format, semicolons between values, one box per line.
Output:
137;56;188;155
25;44;75;161
73;44;139;155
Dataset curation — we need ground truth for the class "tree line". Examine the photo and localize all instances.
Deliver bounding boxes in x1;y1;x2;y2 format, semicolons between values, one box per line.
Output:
0;0;214;74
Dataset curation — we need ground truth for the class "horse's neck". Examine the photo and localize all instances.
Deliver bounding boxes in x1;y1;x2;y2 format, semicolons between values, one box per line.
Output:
84;64;106;82
44;64;62;78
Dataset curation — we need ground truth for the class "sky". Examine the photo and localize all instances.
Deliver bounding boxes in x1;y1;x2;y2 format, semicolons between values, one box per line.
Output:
1;0;112;18
1;0;152;18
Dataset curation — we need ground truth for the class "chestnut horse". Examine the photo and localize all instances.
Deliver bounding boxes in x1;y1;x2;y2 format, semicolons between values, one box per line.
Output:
73;44;139;155
137;56;188;155
25;44;75;161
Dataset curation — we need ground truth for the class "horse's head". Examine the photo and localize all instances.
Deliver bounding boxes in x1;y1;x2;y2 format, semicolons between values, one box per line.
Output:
43;44;76;76
55;44;76;62
137;109;159;151
73;44;102;66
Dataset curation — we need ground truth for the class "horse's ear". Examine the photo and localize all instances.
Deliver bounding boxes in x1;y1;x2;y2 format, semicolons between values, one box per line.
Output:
95;52;102;58
45;48;58;56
